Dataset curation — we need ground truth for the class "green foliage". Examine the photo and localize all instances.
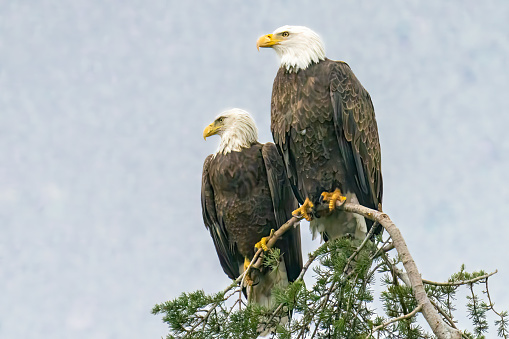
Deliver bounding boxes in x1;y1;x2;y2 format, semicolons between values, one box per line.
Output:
263;247;282;271
282;237;379;338
467;291;489;336
154;238;506;338
495;311;508;338
152;289;266;339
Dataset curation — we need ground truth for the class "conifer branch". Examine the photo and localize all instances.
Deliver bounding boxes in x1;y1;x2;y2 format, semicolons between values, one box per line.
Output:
339;201;462;339
422;270;497;287
485;277;509;338
343;221;378;275
232;215;303;297
243;201;475;338
297;250;318;282
247;215;303;275
429;298;458;329
468;283;489;335
368;304;423;338
382;242;394;252
155;201;505;338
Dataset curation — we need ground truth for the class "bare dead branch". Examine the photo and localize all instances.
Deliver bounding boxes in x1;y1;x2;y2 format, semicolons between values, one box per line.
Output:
422;270;497;287
368;304;423;338
339;201;462;339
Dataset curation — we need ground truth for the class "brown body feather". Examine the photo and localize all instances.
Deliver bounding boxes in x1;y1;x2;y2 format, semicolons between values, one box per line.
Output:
271;59;383;237
201;142;302;284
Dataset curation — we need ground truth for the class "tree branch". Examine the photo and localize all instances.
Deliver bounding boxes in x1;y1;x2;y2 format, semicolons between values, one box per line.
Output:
343;220;378;275
229;215;304;296
248;201;464;338
158;198;505;338
250;216;302;272
199;202;479;338
422;270;497;287
297;250;319;282
368;304;423;338
429;298;458;329
485;278;509;339
339;201;462;339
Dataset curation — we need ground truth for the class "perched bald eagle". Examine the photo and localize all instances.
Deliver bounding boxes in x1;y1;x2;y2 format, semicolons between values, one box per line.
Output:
201;108;303;308
257;26;383;241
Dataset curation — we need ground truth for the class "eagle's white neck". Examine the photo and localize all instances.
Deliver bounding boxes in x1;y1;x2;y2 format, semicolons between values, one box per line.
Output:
216;130;256;155
273;29;326;73
215;111;258;155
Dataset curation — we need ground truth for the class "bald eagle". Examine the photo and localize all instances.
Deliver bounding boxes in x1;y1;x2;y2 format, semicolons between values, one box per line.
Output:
257;26;383;241
201;108;303;308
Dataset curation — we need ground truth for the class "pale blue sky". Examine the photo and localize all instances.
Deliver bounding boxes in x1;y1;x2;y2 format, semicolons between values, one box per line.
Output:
1;1;508;337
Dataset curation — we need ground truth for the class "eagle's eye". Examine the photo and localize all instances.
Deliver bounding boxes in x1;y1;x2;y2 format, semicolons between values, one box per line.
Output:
217;117;224;123
281;31;289;37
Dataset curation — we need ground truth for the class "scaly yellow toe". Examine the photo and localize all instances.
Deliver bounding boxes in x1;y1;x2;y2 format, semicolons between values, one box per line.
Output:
321;188;346;211
292;198;314;221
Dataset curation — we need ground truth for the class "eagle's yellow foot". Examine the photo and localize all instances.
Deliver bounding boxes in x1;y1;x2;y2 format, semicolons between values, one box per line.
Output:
292;198;314;221
254;229;274;252
243;257;254;286
321;188;347;211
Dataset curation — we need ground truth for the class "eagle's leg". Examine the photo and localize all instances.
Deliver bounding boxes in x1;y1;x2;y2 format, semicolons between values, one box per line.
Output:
292;198;314;221
243;257;254;286
254;229;274;252
321;188;347;211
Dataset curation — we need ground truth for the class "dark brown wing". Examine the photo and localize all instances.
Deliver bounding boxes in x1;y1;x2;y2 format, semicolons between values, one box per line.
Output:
270;69;306;205
330;61;383;221
261;143;303;282
201;154;242;280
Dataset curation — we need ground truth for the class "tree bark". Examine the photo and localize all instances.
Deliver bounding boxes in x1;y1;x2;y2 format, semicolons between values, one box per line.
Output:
340;202;462;339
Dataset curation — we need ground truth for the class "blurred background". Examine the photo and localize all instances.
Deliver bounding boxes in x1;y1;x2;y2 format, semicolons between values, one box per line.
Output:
1;1;508;337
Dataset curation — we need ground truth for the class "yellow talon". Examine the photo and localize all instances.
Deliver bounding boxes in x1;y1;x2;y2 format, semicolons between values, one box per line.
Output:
292;198;314;221
243;257;253;286
255;229;274;251
321;188;347;211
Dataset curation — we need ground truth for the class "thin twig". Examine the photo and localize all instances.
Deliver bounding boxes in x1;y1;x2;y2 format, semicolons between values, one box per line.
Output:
343;221;378;275
238;216;303;297
422;270;497;287
195;201;466;338
469;284;479;325
485;277;503;317
238;288;242;311
390;260;463;332
265;303;285;327
226;298;241;319
382;242;394;252
297;249;321;281
185;303;217;337
485;278;508;339
311;279;338;338
429;298;458;329
370;234;393;261
368;304;423;338
340;201;462;339
224;287;240;301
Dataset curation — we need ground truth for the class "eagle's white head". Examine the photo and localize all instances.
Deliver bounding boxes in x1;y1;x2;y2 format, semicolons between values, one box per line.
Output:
203;108;259;155
257;25;326;73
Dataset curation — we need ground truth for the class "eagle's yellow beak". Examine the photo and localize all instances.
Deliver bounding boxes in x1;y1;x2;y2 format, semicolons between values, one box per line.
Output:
256;34;281;51
203;122;221;140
